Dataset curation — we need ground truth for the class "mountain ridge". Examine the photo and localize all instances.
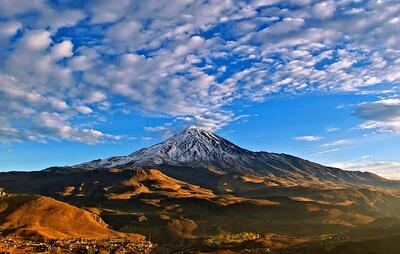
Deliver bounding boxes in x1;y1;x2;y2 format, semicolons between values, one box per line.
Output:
67;126;391;188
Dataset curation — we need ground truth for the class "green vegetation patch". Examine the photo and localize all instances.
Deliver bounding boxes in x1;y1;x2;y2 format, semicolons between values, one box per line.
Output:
204;232;261;247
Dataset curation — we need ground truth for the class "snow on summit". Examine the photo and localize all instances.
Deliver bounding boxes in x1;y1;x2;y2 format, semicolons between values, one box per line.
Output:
76;126;252;168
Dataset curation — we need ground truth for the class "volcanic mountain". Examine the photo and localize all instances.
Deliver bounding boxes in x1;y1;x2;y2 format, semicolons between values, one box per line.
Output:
1;126;400;252
72;126;391;188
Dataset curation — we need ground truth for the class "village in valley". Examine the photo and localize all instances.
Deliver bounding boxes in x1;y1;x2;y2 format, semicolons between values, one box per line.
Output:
0;237;155;254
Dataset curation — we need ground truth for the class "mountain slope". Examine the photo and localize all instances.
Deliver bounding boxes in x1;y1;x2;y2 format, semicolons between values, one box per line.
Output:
0;168;214;201
0;194;144;240
75;126;254;169
73;126;392;188
1;168;400;246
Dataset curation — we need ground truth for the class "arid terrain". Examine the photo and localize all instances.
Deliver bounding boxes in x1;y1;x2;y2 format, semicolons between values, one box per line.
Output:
1;0;399;252
0;127;399;253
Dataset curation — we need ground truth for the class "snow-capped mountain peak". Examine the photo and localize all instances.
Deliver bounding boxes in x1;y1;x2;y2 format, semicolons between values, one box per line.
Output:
167;125;222;146
75;126;252;169
70;126;386;186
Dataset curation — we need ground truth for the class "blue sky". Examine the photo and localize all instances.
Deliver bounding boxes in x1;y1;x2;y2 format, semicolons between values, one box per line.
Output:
0;0;400;178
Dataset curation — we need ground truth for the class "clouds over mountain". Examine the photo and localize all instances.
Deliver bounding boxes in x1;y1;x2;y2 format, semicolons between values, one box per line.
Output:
0;0;399;143
333;161;400;180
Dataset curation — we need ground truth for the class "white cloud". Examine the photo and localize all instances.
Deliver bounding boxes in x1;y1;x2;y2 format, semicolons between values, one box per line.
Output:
75;105;93;114
39;9;85;32
312;1;336;19
332;161;400;180
0;109;119;144
21;30;51;50
144;125;175;138
48;98;69;111
264;17;305;35
0;0;45;18
355;99;400;132
85;91;107;103
327;127;340;132
294;135;322;141
311;148;340;155
51;40;73;60
321;139;350;147
34;112;120;144
69;48;98;71
106;20;141;42
0;21;22;37
88;0;132;24
1;0;400;143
